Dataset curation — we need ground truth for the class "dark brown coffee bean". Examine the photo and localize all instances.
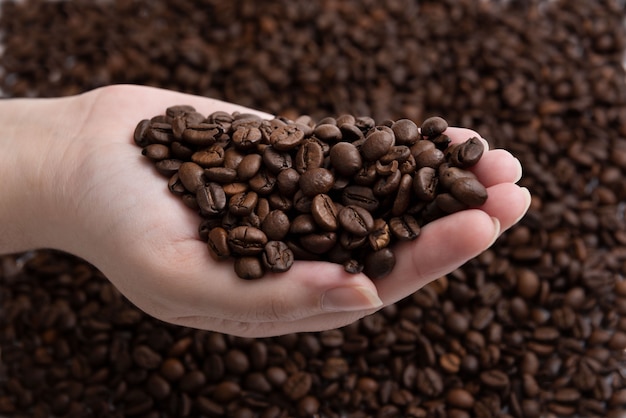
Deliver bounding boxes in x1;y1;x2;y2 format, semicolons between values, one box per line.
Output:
363;248;396;279
283;371;312;401
368;219;391;251
295;140;325;173
338;205;375;237
236;153;262;181
261;210;291;241
134;119;152;147
290;214;317;235
203;166;237;184
249;169;277;195
228;226;268;256
132;345;162;370
342;186;379;212
155;159;183;177
361;128;395;161
414;146;445;169
480;370;510;390
450;177;488;206
392;174;414;216
234;256;264;279
389;215;421;241
299;167;334;197
392;119;420;145
263;241;294;273
416;367;444;397
413;167;438;201
276;168;300;196
182;123;222;146
446;388;475;410
439;165;476;190
229;191;258;216
311;194;338;231
421;116;448;138
178;161;205;192
196;183;227;216
270;125;305;151
207;227;231;260
168;173;186;196
171;141;195;160
330;142;363;177
373;168;401;196
142;143;170;161
339;231;368;250
299;232;337;254
436;193;469;214
191;144;225;168
232;126;262;150
148;122;175;144
223;182;249;196
448;137;484;168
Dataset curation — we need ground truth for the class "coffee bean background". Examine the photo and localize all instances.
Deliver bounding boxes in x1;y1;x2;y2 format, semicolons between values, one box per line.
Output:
1;0;626;417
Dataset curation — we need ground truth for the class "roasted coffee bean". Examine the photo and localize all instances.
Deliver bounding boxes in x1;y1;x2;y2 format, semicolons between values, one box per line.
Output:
196;183;227;216
295;140;325;173
227;226;268;256
414;146;445;169
329;142;363;177
439;165;476;190
389;215;421;241
155;159;183;177
391;174;414;216
236;154;262;181
436;193;469;214
270;125;306;151
363;248;396;279
232;126;263;150
373;168;401;196
261;210;290;241
142;143;170;161
450;177;488;207
413;167;438;201
178;161;205;192
298;168;334;197
249;169;277;195
207;227;230;260
448;137;484;168
368;219;391;251
262;241;294;273
392;119;420;145
276;168;301;196
421;116;448;138
229;191;258;216
338;205;375;237
311;194;338;231
134;119;152;147
191;144;225;168
342;186;379;212
148;122;175;144
361;128;395;161
182;123;222;146
203;166;237;184
234;256;264;280
262;146;293;174
299;232;337;254
167;173;186;196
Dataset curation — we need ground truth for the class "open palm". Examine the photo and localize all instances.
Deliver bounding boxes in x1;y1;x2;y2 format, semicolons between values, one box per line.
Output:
50;85;529;337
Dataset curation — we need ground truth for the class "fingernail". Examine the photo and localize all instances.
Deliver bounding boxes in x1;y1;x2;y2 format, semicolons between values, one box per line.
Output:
479;137;490;151
321;286;383;312
513;158;523;183
512;187;532;225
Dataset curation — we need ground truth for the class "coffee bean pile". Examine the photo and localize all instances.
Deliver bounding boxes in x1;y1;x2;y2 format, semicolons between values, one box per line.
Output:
2;0;626;417
135;108;487;279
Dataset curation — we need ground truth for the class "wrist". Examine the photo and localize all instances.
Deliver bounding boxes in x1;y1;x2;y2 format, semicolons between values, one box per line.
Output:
0;96;80;254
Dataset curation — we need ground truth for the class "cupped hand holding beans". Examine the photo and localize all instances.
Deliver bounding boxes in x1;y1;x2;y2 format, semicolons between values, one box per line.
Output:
0;85;530;337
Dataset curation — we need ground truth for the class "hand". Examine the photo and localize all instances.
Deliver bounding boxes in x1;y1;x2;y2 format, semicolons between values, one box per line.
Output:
0;85;530;337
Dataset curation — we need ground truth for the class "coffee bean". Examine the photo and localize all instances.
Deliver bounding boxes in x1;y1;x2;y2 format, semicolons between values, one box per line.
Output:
227;226;268;256
413;167;438;201
311;194;338;231
421;116;448;138
342;186;379;212
298;167;334;197
142;143;170;161
270;125;306;151
262;241;294;273
363;248;396;279
177;162;205;192
234;256;264;280
276;168;301;196
450;177;488;207
182;123;222;146
392;119;420;145
329;142;363;177
191;144;225;168
260;210;290;241
338;205;375;237
389;215;421;241
295;140;325;173
361;128;395;161
229;191;259;217
207;227;231;260
196;183;227;216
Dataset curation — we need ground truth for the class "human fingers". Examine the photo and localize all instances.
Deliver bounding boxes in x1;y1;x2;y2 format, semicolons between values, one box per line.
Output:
374;209;499;305
479;183;531;232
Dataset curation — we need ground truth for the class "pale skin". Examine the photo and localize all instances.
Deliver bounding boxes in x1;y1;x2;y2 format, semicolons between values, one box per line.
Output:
0;85;530;337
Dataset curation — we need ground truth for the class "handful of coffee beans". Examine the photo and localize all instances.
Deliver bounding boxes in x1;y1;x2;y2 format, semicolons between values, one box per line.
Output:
134;106;488;279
